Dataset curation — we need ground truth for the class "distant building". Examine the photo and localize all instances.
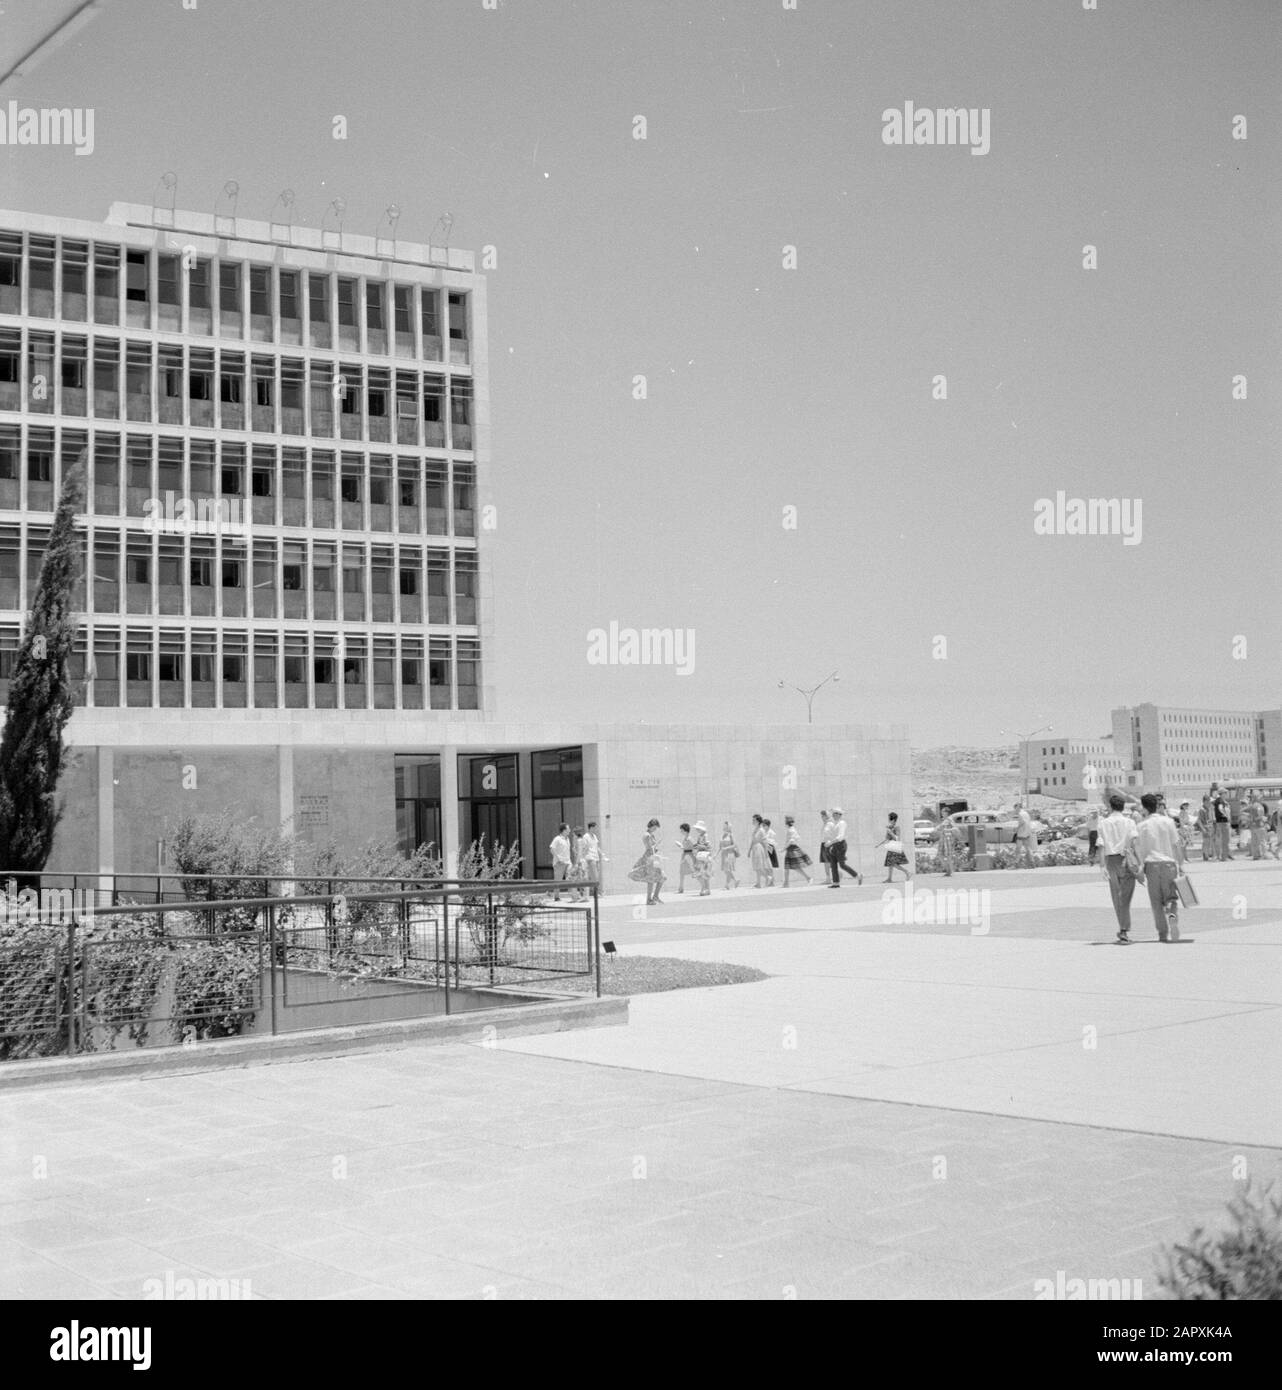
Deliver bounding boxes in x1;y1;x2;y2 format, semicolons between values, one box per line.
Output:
1018;735;1132;802
1110;704;1279;793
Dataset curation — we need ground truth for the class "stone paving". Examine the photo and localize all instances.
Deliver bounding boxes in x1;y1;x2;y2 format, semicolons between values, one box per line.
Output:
1;861;1278;1299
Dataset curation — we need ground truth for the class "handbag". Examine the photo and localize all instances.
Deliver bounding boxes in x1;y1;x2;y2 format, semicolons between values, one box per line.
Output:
885;839;904;855
1174;873;1199;909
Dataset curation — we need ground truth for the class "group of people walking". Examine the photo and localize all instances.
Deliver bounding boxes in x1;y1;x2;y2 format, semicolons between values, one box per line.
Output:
548;822;602;900
1100;792;1189;944
629;810;913;906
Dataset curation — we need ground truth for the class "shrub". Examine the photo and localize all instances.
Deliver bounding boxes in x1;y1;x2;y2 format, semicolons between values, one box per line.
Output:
170;935;260;1041
1156;1184;1282;1300
168;811;295;906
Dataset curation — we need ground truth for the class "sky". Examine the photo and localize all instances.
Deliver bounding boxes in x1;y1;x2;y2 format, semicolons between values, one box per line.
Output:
2;0;1279;745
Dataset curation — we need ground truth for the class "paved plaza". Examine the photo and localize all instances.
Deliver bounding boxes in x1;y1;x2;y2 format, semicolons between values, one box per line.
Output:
1;862;1279;1299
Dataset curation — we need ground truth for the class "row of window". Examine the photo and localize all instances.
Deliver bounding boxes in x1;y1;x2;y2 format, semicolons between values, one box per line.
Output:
0;232;470;362
0;625;480;711
0;427;476;537
0;330;474;448
0;527;478;625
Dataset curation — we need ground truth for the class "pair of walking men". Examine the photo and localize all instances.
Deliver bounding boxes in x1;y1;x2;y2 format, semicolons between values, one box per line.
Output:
1101;792;1184;944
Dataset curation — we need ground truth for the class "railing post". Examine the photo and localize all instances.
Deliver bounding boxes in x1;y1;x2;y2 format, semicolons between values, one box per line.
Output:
443;893;451;1015
267;903;278;1036
64;923;76;1055
593;883;601;998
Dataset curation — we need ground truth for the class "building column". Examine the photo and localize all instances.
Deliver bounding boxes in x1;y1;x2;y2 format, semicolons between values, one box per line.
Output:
97;747;114;890
278;745;294;837
441;747;460;878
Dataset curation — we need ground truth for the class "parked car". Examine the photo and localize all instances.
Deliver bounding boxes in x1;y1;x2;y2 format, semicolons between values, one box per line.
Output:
948;811;1050;845
913;819;937;844
947;810;1012;844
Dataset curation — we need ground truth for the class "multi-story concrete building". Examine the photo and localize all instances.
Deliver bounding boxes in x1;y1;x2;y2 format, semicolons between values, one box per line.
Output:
0;201;910;881
1110;704;1276;794
1017;735;1132;802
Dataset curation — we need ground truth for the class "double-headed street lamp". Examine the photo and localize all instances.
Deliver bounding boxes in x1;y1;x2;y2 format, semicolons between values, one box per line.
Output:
778;671;839;725
1000;724;1053;804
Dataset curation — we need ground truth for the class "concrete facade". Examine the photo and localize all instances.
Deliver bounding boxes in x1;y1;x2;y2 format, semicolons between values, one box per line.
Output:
41;710;912;887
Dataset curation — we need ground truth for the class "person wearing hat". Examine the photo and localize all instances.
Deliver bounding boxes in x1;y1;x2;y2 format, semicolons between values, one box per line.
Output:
827;807;862;887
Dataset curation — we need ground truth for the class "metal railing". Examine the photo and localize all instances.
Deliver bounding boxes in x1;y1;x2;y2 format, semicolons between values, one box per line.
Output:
0;881;600;1062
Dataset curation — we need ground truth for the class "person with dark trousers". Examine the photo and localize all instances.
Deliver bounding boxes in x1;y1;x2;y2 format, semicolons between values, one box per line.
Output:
1210;784;1232;861
1100;792;1141;944
827;807;862;886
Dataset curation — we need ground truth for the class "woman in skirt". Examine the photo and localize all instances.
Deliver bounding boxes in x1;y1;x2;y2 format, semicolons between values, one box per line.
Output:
691;821;714;896
748;814;772;888
719;821;740;889
640;818;665;905
880;811;913;883
782;815;813;886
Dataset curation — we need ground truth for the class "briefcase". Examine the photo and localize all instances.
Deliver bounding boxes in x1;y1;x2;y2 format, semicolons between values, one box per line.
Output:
1174;873;1199;909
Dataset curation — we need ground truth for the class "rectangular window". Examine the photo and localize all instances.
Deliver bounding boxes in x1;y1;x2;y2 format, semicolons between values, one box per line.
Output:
218;262;241;316
125;249;149;303
157;254;180;308
249;266;271;316
279;270;300;323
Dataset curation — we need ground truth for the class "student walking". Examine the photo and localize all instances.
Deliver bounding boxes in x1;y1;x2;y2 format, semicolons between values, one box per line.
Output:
550;823;573;900
782;816;814;886
827;807;862;886
748;814;772;888
634;818;665;905
936;814;957;876
1210;784;1232;861
1176;802;1195;856
1086;805;1101;865
1136;793;1185;942
691;821;713;896
1249;796;1269;860
579;821;602;888
719;821;740;889
675;823;696;894
1196;796;1214;862
818;810;832;877
879;812;912;883
1100;793;1141;944
763;819;780;874
1012;803;1036;869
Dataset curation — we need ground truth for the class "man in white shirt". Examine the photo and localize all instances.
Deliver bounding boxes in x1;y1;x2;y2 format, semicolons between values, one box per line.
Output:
1013;804;1036;869
1099;793;1141;944
579;821;602;887
550;823;572;900
827;807;862;887
1135;793;1185;942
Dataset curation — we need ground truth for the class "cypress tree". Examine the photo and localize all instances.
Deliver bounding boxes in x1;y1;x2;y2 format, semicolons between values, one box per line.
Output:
0;458;85;871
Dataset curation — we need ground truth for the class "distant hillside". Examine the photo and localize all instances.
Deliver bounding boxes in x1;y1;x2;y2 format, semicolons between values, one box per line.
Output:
912;745;1028;813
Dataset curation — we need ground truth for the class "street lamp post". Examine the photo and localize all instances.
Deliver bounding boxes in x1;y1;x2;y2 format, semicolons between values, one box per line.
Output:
778;671;839;725
995;728;1056;806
